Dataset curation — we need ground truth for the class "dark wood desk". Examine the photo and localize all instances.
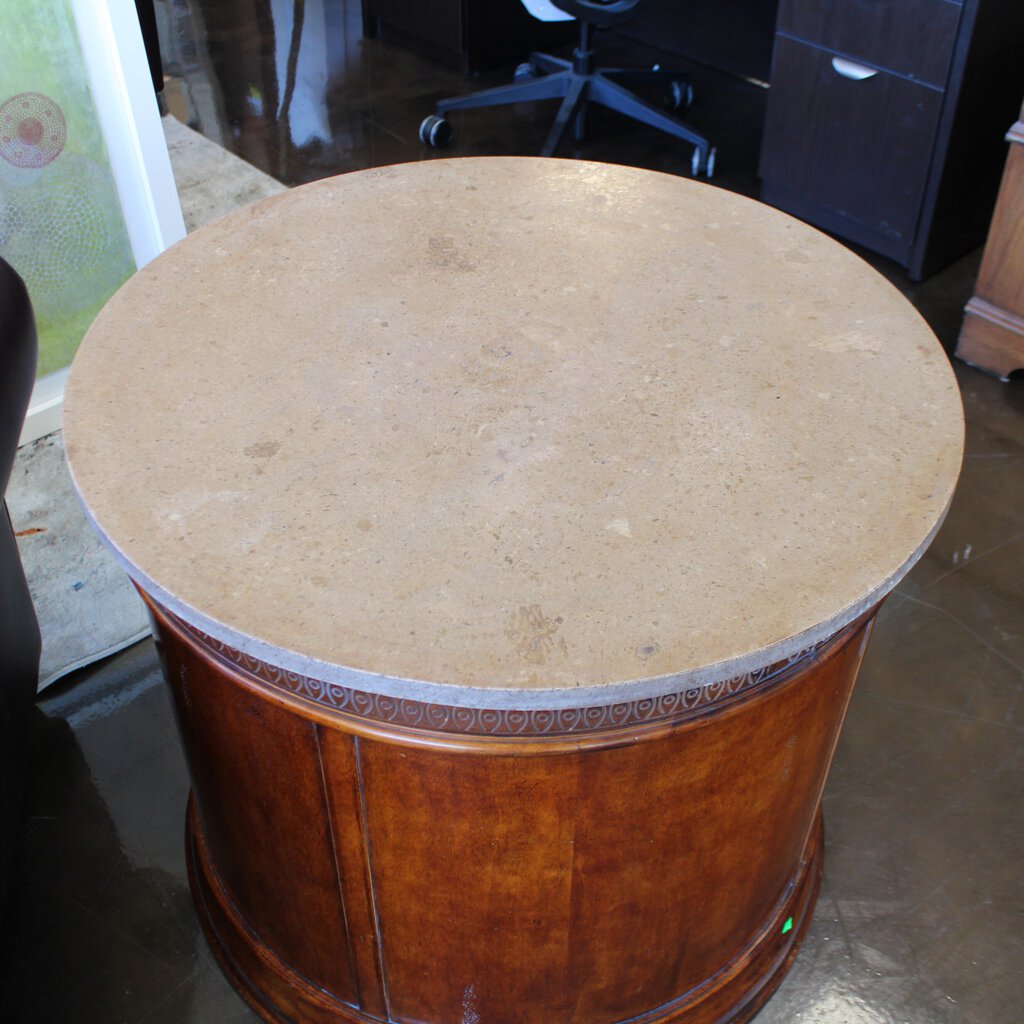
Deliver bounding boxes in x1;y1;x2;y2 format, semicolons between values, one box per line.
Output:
616;0;778;82
361;0;575;73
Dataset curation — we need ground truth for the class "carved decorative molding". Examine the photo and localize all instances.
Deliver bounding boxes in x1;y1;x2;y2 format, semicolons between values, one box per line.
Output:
160;606;840;736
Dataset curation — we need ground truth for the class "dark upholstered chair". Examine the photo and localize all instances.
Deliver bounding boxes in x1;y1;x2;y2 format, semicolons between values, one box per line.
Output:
0;255;41;930
420;0;715;175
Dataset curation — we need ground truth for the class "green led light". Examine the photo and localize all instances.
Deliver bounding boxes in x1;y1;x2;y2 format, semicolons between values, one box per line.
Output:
782;917;794;935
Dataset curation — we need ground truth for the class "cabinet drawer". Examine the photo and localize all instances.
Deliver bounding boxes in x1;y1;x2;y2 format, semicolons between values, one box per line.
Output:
777;0;962;86
759;35;944;246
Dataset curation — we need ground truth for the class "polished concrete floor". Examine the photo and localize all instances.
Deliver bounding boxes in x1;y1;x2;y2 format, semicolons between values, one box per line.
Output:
2;1;1023;1021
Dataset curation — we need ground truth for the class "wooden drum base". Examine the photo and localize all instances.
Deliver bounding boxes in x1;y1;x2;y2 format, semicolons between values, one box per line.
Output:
188;798;825;1024
148;595;876;1024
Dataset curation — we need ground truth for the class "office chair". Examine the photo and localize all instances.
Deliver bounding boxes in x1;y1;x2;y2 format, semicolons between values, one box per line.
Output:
419;0;715;176
0;255;41;932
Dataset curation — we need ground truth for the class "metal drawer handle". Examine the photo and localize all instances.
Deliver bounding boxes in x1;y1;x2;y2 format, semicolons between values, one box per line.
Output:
831;56;878;81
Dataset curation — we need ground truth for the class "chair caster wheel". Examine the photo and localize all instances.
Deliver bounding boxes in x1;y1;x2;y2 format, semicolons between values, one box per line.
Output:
419;115;452;148
666;79;694;110
513;62;537;82
691;146;716;178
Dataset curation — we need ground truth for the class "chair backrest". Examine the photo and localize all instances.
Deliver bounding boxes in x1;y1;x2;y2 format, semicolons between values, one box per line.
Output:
550;0;646;27
521;0;574;22
523;0;647;28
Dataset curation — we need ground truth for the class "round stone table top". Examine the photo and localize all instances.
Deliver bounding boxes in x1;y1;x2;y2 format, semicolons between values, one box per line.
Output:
64;157;963;710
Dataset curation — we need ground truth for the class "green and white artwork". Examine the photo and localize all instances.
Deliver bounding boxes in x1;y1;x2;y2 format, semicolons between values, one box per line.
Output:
0;0;137;378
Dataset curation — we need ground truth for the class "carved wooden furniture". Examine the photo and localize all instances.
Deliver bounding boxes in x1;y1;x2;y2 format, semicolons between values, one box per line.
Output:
956;99;1024;378
759;0;1024;279
64;159;963;1024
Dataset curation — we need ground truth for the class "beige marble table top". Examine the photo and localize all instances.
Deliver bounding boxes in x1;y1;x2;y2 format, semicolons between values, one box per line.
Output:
64;158;963;710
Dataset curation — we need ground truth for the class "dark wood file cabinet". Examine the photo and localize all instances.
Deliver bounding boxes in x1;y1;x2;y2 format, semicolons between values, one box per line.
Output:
759;0;1024;279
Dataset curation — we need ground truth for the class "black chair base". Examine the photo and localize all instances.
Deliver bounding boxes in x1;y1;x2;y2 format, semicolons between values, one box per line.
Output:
421;24;715;175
